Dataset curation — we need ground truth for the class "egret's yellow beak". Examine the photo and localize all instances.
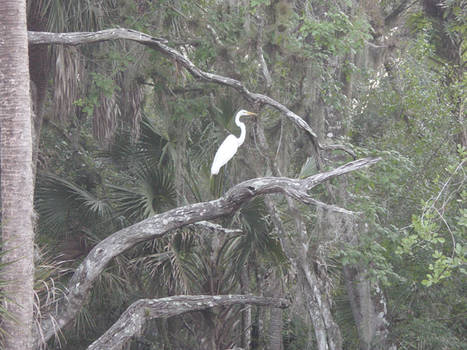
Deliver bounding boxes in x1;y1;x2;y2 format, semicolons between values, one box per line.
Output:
246;111;257;117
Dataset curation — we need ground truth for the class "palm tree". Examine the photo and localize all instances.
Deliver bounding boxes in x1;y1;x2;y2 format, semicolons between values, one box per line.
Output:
33;112;176;347
0;1;35;348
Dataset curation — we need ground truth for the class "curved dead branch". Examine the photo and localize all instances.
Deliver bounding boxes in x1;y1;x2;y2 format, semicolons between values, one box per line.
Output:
34;157;379;347
87;294;289;350
28;28;354;157
28;28;168;45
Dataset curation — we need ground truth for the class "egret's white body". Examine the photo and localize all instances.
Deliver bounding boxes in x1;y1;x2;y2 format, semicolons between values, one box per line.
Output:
211;110;256;175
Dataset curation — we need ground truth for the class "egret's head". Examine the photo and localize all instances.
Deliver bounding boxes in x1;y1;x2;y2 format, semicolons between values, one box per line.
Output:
236;109;257;118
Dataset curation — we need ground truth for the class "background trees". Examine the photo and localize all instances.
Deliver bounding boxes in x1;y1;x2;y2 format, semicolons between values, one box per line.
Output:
0;0;465;349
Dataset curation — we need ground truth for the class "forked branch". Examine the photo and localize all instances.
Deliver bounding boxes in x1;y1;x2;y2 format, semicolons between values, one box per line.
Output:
87;295;288;349
34;157;379;347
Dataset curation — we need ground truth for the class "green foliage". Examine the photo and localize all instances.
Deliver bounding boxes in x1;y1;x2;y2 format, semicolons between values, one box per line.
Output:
283;314;313;350
349;6;466;347
35;172;112;236
250;0;271;14
299;156;318;178
224;197;288;269
299;10;370;57
74;72;120;117
29;0;467;348
394;318;466;350
109;164;176;222
101;116;170;170
29;0;107;32
396;155;466;287
337;149;415;285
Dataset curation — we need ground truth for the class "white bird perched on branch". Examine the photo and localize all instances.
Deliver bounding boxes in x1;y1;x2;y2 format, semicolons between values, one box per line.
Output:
211;109;257;175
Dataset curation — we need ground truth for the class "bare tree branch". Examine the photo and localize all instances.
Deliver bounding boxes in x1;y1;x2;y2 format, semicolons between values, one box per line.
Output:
28;28;355;157
191;221;244;235
321;143;357;158
34;157;379;347
28;28;168;45
87;294;288;350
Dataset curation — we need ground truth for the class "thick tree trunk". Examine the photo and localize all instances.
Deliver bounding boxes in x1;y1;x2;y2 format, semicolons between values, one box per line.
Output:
0;1;35;349
267;276;284;350
286;197;343;350
255;114;343;350
321;1;398;343
343;266;395;350
240;267;252;349
297;256;343;350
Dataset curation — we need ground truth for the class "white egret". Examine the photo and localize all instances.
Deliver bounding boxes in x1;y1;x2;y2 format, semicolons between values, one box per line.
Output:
211;110;257;175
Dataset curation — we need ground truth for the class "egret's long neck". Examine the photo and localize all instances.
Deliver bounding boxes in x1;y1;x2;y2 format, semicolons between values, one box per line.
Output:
235;114;247;145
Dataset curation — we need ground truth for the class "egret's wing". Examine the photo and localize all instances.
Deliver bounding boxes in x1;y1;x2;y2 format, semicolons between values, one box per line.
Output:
211;135;240;175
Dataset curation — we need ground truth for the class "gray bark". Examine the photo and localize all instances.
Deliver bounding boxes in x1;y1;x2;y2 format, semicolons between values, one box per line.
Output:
267;276;283;350
88;295;288;350
23;23;390;350
255;111;343;350
26;25;379;349
240;267;252;349
344;266;393;350
27;28;355;157
288;199;343;350
0;1;35;349
266;196;344;350
34;158;379;347
28;29;317;138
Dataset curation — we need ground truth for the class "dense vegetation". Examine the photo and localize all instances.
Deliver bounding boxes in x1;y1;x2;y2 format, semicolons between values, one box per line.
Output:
1;0;465;349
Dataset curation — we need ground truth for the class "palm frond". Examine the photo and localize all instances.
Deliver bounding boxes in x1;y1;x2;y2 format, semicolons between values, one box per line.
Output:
37;0;107;33
93;92;120;144
109;163;176;222
99;116;169;169
128;232;203;294
225;198;287;267
29;0;110;126
138;117;170;167
169;234;204;293
35;172;112;235
212;96;236;130
117;59;146;140
52;46;83;124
